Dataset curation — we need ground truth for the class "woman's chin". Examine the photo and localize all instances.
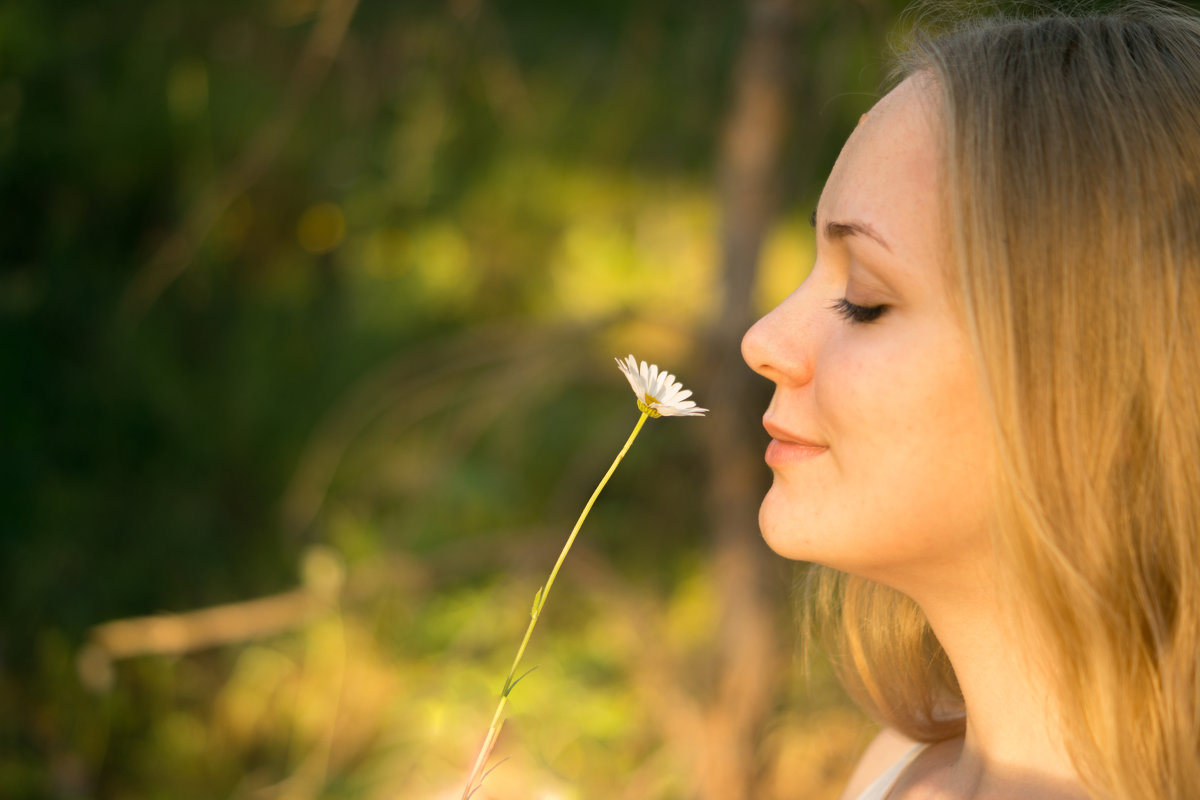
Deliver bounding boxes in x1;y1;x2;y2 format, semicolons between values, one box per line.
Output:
757;485;814;561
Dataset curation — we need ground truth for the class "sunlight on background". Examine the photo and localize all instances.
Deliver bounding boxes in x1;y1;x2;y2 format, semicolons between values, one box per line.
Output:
756;212;817;315
2;0;904;797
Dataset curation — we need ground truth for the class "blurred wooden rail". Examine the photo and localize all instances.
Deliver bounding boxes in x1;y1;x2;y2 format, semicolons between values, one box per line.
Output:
76;547;344;691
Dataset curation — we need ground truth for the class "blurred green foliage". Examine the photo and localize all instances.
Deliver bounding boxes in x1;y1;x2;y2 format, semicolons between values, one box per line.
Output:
0;0;1047;796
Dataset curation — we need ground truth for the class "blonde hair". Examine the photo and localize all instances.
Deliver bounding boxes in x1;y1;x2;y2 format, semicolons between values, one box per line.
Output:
811;4;1200;797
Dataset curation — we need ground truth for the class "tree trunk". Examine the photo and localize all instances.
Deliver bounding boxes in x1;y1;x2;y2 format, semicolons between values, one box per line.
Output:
696;1;799;798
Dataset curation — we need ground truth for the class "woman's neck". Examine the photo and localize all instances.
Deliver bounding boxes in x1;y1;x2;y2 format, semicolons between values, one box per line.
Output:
901;566;1090;799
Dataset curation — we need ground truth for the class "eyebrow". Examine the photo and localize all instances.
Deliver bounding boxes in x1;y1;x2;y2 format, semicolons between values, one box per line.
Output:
809;209;893;253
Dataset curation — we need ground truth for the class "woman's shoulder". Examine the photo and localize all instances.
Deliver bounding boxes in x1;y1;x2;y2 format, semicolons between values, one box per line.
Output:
836;727;923;800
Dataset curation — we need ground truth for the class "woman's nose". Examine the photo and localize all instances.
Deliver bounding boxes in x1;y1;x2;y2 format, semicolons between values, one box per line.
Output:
741;289;818;387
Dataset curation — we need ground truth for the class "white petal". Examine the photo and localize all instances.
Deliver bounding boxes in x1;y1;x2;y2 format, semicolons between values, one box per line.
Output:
616;357;641;394
668;398;707;415
660;381;685;401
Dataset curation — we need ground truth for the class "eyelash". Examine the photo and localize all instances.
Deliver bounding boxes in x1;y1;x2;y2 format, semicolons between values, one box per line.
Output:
812;209;887;324
830;297;887;324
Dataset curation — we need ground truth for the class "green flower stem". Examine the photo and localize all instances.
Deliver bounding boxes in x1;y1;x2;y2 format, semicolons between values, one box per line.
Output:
462;410;651;800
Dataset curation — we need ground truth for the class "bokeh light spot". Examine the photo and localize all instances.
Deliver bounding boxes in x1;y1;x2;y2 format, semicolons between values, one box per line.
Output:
297;202;346;254
167;60;209;120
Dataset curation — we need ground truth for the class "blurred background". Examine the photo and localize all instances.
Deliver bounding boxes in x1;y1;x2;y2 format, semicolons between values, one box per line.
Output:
2;0;929;797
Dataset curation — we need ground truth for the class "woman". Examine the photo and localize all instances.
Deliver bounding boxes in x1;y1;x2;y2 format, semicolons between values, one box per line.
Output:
741;5;1200;799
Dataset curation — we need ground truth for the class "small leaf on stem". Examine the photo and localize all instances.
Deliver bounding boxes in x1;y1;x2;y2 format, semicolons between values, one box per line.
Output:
503;665;539;697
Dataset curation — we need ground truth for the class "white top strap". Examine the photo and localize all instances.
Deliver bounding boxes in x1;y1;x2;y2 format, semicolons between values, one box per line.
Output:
852;743;928;800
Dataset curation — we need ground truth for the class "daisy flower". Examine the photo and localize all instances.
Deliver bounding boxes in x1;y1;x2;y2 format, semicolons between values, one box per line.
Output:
615;354;708;417
462;353;705;799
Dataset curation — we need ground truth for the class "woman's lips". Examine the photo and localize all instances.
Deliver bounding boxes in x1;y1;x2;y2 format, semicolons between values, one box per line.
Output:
763;419;828;466
765;438;828;465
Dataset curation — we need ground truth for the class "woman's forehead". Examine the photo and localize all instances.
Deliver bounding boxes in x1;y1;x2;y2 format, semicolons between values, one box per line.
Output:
819;76;944;262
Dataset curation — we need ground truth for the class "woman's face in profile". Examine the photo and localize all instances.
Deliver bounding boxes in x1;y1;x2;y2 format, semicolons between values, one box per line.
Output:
741;77;995;593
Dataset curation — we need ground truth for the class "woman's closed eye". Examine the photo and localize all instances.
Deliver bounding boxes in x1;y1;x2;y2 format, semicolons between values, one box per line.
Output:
830;297;888;324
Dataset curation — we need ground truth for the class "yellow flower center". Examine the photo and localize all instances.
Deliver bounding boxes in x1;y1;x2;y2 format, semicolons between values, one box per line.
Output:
638;393;663;417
